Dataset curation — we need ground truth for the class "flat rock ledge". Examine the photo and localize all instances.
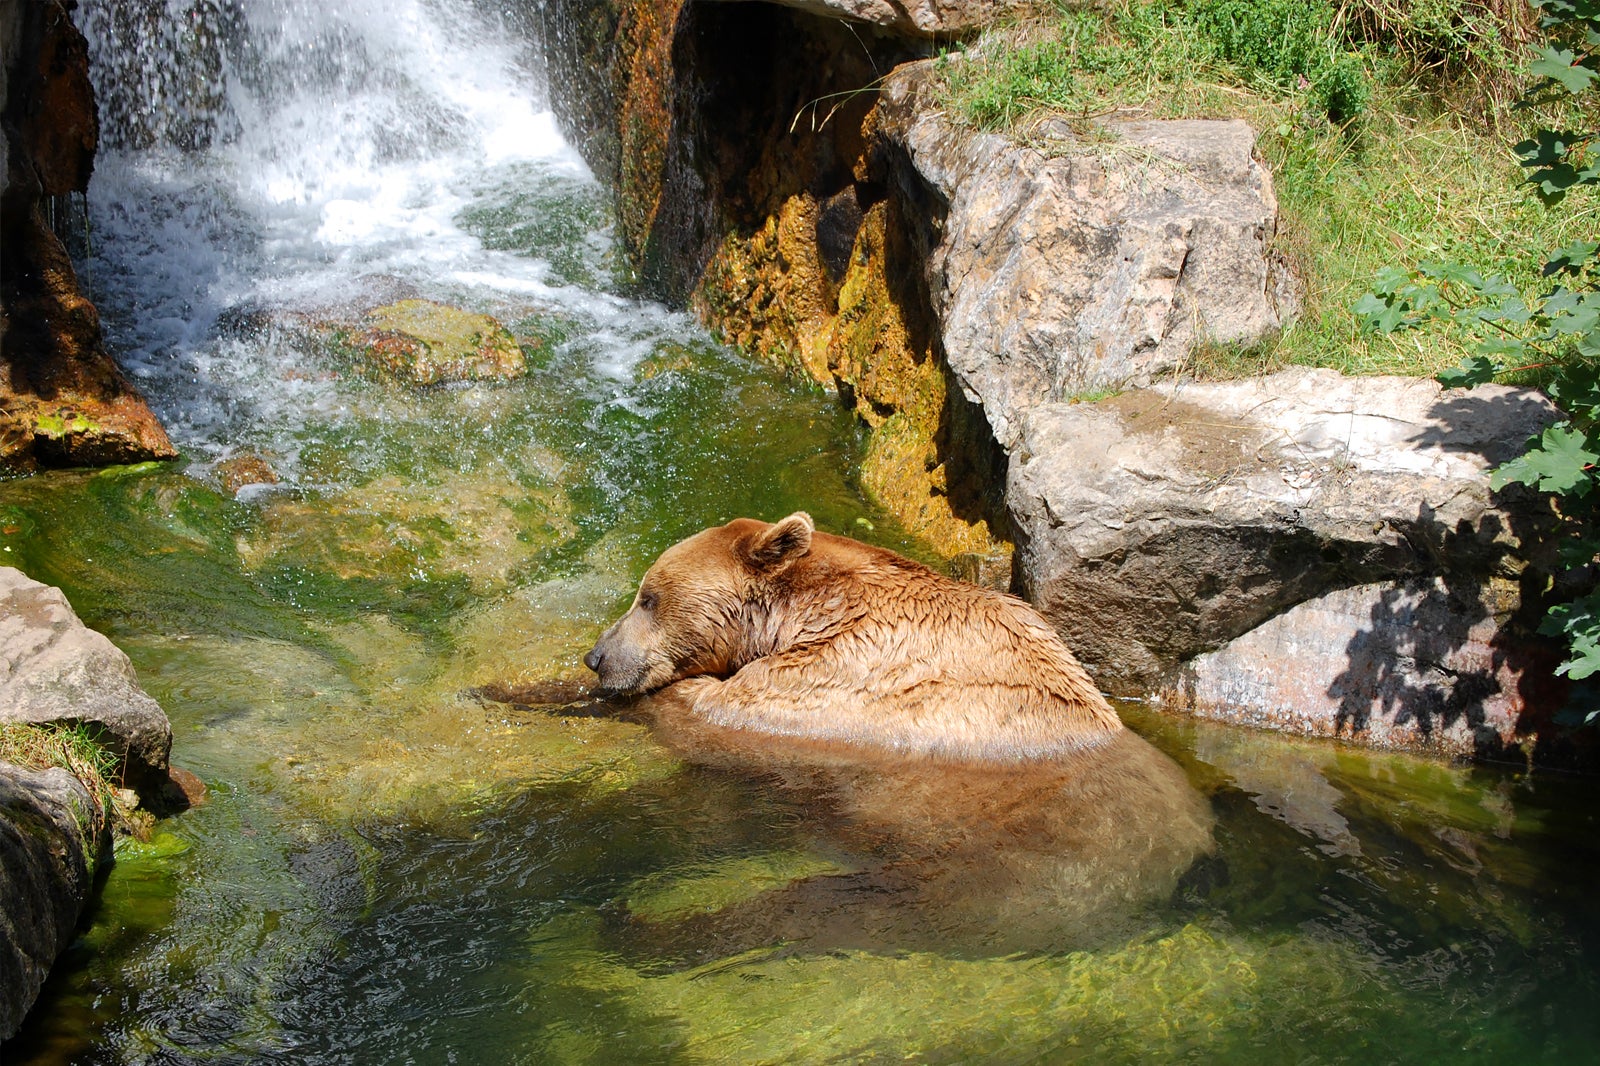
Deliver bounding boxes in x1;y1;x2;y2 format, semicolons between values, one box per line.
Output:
0;761;108;1041
1007;368;1571;758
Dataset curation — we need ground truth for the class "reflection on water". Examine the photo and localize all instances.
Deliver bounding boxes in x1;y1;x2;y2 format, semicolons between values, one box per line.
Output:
5;0;1600;1061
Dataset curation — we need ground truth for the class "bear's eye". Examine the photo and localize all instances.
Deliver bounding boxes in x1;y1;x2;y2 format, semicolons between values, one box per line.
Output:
638;591;659;612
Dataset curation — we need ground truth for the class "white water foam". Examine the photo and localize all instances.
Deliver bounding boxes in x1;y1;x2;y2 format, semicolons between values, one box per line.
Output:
75;0;686;467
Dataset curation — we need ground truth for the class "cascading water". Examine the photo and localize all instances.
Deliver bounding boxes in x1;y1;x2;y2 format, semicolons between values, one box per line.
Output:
6;2;1600;1063
72;0;642;476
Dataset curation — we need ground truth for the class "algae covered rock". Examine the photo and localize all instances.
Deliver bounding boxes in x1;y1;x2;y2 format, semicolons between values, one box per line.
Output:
531;916;1375;1063
236;470;577;595
344;300;527;385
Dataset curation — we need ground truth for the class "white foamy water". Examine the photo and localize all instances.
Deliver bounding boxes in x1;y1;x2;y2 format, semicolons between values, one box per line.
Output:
74;0;690;467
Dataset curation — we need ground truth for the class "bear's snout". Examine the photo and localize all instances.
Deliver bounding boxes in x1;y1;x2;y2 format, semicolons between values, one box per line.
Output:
583;621;651;696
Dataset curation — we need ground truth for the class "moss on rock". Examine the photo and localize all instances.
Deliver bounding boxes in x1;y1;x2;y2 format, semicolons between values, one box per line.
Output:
345;300;527;385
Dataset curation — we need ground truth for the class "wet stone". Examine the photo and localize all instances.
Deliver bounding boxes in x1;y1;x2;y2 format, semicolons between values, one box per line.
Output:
343;299;527;385
215;455;279;496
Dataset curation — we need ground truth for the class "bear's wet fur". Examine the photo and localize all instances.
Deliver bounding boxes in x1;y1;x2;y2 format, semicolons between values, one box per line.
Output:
585;511;1123;761
581;514;1215;958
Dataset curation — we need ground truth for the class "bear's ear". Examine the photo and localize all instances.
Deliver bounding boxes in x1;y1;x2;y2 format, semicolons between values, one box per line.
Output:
744;511;814;571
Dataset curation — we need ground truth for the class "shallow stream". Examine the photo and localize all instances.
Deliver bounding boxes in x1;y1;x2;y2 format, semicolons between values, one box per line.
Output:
6;2;1600;1062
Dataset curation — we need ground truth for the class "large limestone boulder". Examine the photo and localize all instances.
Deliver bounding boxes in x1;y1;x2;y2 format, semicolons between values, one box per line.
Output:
878;63;1290;450
0;567;172;786
1007;369;1561;700
0;760;107;1041
1172;577;1569;759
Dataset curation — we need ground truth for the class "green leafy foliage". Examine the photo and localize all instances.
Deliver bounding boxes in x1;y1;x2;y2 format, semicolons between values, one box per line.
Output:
1357;0;1600;687
1190;0;1372;120
942;0;1373;128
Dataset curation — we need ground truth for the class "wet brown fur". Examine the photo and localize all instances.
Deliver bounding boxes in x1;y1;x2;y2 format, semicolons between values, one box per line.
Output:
585;512;1123;761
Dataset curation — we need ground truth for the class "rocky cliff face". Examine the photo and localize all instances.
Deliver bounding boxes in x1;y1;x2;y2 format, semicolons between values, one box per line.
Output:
545;1;1014;560
0;0;175;471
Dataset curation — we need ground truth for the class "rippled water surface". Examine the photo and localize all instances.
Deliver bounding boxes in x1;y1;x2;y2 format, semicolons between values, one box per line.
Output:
6;1;1600;1062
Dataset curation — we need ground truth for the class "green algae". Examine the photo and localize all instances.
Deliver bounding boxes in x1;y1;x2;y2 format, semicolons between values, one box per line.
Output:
518;918;1384;1064
33;411;101;439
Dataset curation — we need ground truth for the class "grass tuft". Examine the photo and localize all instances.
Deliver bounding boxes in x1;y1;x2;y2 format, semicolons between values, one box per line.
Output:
0;721;130;835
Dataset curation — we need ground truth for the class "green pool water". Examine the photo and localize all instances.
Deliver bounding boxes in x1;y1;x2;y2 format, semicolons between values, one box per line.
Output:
6;2;1600;1057
5;346;1600;1063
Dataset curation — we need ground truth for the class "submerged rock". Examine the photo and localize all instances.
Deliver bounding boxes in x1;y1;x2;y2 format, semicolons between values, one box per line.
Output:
343;299;527;385
0;566;173;788
214;454;279;496
236;470;577;595
0;760;109;1041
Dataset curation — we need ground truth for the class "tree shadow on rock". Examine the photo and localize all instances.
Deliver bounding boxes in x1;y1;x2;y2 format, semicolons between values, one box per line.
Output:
1327;492;1592;764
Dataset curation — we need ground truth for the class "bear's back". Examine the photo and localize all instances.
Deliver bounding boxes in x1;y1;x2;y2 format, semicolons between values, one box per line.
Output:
737;530;1124;758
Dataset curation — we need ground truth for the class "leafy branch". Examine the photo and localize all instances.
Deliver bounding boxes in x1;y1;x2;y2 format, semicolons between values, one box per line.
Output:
1357;0;1600;689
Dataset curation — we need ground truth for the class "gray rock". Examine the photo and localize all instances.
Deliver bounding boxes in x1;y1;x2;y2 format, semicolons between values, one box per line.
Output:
1169;577;1559;759
879;64;1289;450
0;760;107;1041
0;567;172;784
1006;368;1562;694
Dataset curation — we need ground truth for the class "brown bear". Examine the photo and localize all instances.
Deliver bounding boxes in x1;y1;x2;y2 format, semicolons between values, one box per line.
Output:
583;511;1124;761
579;513;1213;956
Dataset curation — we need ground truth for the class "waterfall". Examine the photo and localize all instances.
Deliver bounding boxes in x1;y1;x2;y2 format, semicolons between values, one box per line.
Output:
70;0;659;474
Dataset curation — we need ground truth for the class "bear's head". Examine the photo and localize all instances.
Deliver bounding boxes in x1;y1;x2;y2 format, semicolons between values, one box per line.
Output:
584;512;815;696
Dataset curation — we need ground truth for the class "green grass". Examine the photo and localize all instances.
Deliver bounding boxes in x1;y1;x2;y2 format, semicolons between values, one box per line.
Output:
0;721;125;836
934;0;1597;382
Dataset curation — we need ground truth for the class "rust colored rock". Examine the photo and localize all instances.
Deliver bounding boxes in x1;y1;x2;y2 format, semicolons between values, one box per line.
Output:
0;0;175;471
216;454;280;496
161;765;208;811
